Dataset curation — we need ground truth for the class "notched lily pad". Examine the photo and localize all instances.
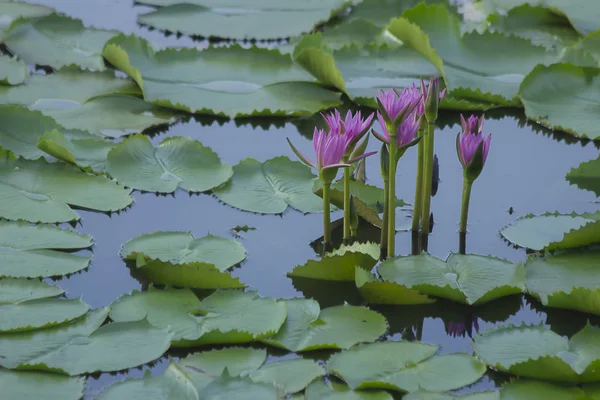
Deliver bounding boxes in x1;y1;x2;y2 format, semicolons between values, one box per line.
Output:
0;370;85;400
355;267;435;305
305;379;394;400
0;278;64;304
0;297;89;333
566;154;600;197
106;135;232;193
0;55;28;85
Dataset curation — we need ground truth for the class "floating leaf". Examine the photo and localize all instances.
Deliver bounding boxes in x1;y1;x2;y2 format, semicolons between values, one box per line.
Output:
355;267;435;305
138;0;348;40
0;2;52;33
109;287;202;342
199;371;283;399
38;129;116;172
327;341;486;392
262;298;387;352
0;370;85;400
0;105;61;159
0;55;27;85
136;261;245;289
249;358;326;393
347;0;448;27
525;250;600;316
102;34;341;117
3;14;116;71
106;135;232;193
0;278;64;304
288;242;380;281
0;297;89;333
567;154;600;197
519;64;600;140
121;231;246;271
388;3;557;105
21;319;172;376
500;211;600;251
0;308;108;369
214;157;322;214
0;149;133;223
378;253;524;305
474;323;600;383
0;221;92;278
305;379;394;400
0;69;141;106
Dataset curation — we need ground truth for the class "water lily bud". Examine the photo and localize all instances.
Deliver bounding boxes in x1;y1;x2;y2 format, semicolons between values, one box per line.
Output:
456;114;492;184
424;78;441;122
380;142;389;180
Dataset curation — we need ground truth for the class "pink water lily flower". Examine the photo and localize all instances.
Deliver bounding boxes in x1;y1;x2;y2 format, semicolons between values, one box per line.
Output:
377;88;421;124
322;109;374;146
373;112;421;150
457;114;491;169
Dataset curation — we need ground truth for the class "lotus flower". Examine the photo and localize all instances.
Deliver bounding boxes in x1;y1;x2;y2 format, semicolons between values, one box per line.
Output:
457;114;491;170
376;88;422;126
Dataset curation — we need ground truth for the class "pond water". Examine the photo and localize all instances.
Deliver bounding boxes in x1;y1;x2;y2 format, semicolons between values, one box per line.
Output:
7;0;600;398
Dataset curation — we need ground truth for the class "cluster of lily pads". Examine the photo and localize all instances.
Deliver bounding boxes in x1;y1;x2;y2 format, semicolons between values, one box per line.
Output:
1;0;600;398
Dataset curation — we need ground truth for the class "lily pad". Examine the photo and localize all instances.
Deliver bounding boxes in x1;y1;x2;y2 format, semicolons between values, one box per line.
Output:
0;105;61;159
519;63;600;140
106;135;232;193
0;2;52;33
288;242;380;281
473;323;600;383
199;371;283;399
0;221;92;278
38;129;116;172
0;149;134;223
388;3;557;105
500;211;600;251
248;358;326;393
347;0;450;27
567;154;600;197
0;69;141;107
102;34;341;117
327;341;486;392
3;14;116;71
0;370;85;400
378;253;525;305
305;379;394;400
0;297;89;333
0;308;108;369
136;261;245;289
0;55;27;85
138;0;348;40
121;231;246;270
355;267;435;305
214;157;323;214
0;278;64;304
525;250;600;316
262;298;387;352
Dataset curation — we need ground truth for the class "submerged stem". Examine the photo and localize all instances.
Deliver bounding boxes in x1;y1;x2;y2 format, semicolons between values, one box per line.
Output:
421;121;435;234
459;179;473;235
343;166;351;242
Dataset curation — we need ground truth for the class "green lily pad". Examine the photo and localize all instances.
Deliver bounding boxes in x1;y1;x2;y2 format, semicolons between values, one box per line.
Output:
214;157;323;214
327;341;486;392
199;371;283;399
0;278;64;304
3;14;116;71
136;261;245;289
262;298;387;352
0;308;108;369
500;211;600;251
0;69;141;107
0;149;134;223
305;379;394;400
0;297;89;333
474;323;600;383
0;370;85;400
355;267;436;305
378;253;525;305
0;105;61;159
249;358;326;393
519;63;600;140
38;129;116;172
106;135;232;193
388;3;557;105
347;0;449;27
487;4;580;50
0;55;27;85
22;319;172;376
525;250;600;316
288;242;380;281
102;34;341;117
138;0;348;40
0;2;52;34
567;154;600;197
0;221;92;278
121;231;246;270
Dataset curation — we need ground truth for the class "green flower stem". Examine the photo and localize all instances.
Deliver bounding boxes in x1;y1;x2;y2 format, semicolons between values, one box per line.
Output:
421;121;435;233
343;165;351;242
322;181;332;246
459;179;473;235
380;176;389;254
387;124;398;258
411;123;426;232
